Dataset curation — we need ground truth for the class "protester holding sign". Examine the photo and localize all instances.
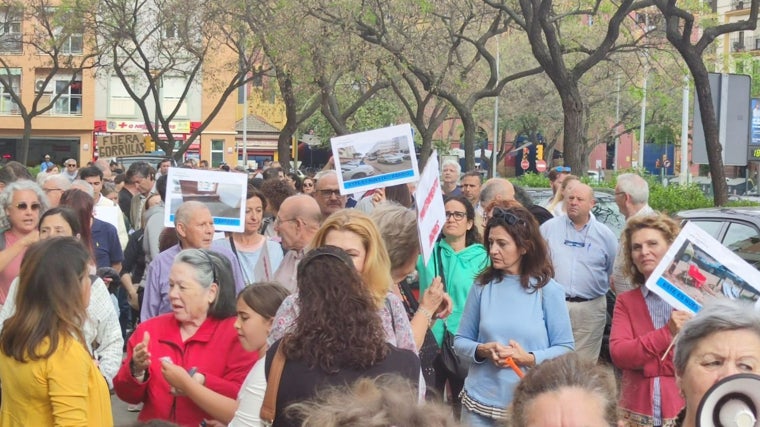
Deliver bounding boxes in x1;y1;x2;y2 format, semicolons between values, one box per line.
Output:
610;214;691;426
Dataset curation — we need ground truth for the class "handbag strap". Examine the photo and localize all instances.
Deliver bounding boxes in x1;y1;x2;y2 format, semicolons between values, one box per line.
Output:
260;342;287;424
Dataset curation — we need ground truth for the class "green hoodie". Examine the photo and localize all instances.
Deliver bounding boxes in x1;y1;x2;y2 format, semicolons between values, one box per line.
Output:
416;239;490;346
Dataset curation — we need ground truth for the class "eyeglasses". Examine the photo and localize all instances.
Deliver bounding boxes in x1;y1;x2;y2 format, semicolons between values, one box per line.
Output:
317;189;342;197
445;211;467;221
614;191;626;197
553;166;571;173
43;188;63;194
66;163;77;168
14;202;41;211
490;207;525;226
303;182;314;188
274;216;298;226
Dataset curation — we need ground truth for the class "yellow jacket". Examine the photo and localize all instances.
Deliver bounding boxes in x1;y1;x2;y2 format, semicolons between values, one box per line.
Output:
0;336;112;426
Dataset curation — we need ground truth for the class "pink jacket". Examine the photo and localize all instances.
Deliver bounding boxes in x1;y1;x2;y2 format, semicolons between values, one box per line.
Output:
114;314;258;426
610;289;685;425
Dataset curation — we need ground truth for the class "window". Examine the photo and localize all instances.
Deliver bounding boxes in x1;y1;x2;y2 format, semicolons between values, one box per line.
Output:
164;22;177;39
108;76;135;116
211;140;224;168
162;76;187;117
686;220;725;239
0;9;22;53
0;68;20;114
45;7;83;54
61;33;83;54
53;79;82;115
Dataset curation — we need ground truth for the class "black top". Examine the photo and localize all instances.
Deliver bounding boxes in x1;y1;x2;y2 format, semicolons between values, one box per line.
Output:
118;187;133;218
265;340;421;427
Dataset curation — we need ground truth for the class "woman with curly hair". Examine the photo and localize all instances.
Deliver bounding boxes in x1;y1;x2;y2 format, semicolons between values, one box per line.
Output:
269;209;416;354
266;246;420;427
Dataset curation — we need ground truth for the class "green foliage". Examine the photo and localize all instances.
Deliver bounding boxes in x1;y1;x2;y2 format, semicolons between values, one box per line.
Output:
511;172;550;188
726;199;760;207
648;182;712;214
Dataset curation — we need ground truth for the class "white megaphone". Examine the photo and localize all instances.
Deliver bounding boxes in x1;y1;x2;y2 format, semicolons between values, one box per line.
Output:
696;373;760;427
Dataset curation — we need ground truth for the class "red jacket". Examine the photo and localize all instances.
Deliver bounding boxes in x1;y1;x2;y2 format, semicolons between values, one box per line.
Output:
610;289;684;425
114;314;258;426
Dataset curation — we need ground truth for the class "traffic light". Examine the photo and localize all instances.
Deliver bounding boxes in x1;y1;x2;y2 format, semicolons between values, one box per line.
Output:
144;135;155;152
536;144;544;161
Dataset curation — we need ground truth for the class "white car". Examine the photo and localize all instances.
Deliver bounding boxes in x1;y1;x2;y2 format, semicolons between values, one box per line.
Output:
342;161;375;180
378;154;405;165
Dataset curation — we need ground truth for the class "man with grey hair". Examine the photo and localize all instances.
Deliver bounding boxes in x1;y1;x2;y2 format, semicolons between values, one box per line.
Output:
62;158;79;182
441;159;462;196
140;201;245;321
611;173;656;294
41;174;72;208
312;170;346;218
476;178;516;234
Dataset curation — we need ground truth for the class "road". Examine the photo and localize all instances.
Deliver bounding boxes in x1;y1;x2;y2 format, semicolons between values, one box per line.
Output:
112;394;139;426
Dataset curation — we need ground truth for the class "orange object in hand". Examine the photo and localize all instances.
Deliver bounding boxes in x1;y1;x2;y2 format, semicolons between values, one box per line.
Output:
505;357;524;378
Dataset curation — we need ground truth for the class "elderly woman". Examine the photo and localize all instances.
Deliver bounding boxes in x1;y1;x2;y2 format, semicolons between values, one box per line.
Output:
215;186;284;285
0;237;112;425
265;246;421;426
0;180;47;304
610;215;692;426
454;204;574;426
510;352;620;427
673;299;760;427
113;249;258;426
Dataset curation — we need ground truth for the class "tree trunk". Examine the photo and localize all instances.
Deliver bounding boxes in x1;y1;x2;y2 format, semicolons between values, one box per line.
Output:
20;118;33;165
277;74;298;172
559;85;585;174
459;110;477;171
419;130;434;169
691;65;729;206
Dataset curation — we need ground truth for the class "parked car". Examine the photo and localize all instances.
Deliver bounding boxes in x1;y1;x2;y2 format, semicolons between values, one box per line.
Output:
378;154;404;165
676;207;760;270
524;188;626;236
341;161;375;181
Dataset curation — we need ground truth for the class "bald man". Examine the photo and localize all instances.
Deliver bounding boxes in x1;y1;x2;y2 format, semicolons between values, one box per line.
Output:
42;174;72;208
540;183;617;363
312;170;346;218
140;201;246;321
272;195;323;291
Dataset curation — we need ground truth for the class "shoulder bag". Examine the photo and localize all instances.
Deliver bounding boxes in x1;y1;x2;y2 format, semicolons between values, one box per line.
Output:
435;246;470;381
260;342;287;426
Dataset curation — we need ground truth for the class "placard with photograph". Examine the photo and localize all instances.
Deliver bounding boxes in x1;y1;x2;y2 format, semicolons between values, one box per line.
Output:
645;221;760;313
163;167;248;232
330;123;419;195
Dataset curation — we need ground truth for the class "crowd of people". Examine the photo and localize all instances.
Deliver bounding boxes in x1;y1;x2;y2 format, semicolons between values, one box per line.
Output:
0;156;759;427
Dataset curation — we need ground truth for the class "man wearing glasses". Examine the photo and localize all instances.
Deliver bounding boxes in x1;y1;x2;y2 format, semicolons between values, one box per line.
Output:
41;174;71;208
62;159;79;183
272;195;322;292
539;183;617;363
312;170;346;218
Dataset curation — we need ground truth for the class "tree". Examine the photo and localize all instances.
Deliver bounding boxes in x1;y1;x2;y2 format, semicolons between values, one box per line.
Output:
310;0;543;171
94;0;266;159
0;0;99;164
653;0;759;205
482;0;656;176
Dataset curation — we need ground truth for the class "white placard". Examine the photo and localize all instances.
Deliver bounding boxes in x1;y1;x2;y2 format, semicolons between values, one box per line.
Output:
645;221;760;313
164;167;248;232
330;124;419;195
415;150;447;266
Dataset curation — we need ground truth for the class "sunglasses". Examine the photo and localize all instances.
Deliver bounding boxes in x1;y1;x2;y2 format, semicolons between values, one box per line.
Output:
14;202;41;211
445;211;467;221
553;166;571;173
490;207;525;226
66;164;77;167
303;182;314;187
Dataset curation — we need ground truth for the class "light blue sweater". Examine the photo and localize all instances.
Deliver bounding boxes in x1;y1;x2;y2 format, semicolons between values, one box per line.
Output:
454;275;574;410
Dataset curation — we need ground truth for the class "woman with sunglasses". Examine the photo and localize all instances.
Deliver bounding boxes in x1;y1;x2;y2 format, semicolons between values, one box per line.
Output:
0;180;47;305
415;195;488;408
300;177;315;195
113;249;258;426
454;203;574;426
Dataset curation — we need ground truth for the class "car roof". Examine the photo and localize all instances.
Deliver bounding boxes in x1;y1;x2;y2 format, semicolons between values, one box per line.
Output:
677;207;760;221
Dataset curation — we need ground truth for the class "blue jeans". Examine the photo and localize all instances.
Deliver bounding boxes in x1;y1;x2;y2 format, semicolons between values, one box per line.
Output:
460;408;499;427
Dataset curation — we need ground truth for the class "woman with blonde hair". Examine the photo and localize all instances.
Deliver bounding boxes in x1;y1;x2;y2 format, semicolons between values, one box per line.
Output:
0;237;112;425
546;174;579;217
269;209;416;353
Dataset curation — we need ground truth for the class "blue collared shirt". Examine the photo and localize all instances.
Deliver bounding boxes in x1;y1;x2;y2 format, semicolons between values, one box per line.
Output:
540;215;618;299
